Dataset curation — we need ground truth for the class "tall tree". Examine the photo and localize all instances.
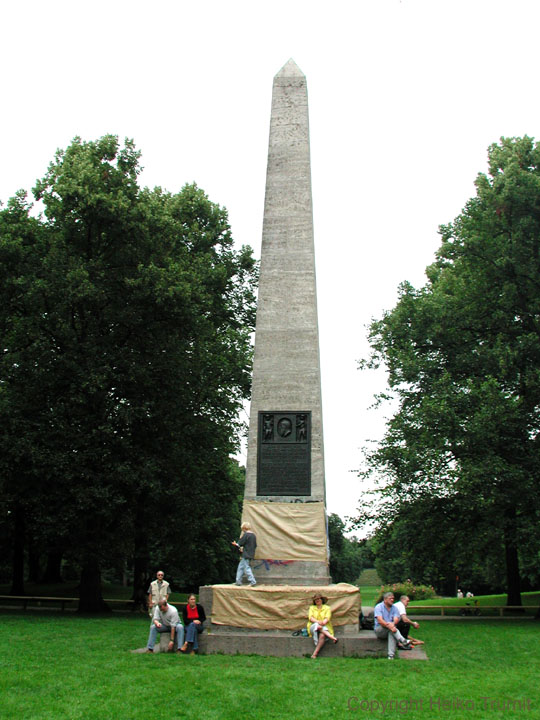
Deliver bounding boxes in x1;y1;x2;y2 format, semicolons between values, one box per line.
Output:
327;514;366;584
366;494;506;595
0;136;257;609
359;137;540;605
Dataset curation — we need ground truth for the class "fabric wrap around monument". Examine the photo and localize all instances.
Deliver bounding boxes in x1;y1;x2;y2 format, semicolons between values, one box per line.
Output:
210;583;360;630
242;500;328;563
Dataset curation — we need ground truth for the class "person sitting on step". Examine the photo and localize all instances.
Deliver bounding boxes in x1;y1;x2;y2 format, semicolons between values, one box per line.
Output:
180;594;206;654
307;593;338;658
145;599;184;653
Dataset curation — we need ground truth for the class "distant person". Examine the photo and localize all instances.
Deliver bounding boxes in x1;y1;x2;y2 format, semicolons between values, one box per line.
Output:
466;591;474;598
394;595;424;646
457;589;464;599
232;521;257;586
180;593;206;654
307;593;338;658
147;570;170;617
373;592;412;659
145;599;184;653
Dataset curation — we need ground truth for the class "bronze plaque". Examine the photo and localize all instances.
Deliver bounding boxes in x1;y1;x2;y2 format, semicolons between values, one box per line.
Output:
257;411;311;496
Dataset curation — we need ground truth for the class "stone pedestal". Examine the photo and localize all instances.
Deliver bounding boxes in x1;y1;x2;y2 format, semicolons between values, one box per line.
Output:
198;629;388;658
154;632;172;653
196;585;429;659
197;583;384;658
199;583;360;630
252;559;330;586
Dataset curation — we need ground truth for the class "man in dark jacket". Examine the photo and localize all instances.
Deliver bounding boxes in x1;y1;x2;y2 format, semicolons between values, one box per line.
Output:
232;521;257;586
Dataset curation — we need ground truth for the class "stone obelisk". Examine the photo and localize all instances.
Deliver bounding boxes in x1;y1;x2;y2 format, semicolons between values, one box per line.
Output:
243;59;330;585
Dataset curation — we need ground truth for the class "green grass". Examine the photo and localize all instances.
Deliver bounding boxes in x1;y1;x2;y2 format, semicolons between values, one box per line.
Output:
0;612;538;719
356;568;382;586
359;585;380;606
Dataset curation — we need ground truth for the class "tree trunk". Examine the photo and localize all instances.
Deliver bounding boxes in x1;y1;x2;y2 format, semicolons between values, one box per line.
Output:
504;508;522;607
78;557;110;613
28;542;41;583
41;549;63;583
10;502;25;595
131;497;150;612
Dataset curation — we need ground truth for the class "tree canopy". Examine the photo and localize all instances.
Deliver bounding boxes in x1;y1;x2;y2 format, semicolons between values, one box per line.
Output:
357;137;540;603
327;513;372;584
0;135;257;609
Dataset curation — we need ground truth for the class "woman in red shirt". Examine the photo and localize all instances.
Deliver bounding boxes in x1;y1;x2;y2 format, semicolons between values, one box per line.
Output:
181;594;207;654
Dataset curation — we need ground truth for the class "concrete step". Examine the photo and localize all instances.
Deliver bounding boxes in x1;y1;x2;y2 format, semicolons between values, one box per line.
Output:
131;629;427;660
199;629;404;658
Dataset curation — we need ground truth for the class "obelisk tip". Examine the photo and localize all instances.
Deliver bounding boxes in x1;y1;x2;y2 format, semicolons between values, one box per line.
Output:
275;58;305;78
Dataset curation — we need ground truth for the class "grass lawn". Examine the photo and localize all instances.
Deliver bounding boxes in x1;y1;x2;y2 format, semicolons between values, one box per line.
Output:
0;612;538;719
359;586;380;605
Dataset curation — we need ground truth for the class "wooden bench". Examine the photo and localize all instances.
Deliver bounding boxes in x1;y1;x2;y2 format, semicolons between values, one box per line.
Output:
0;595;135;611
0;595;77;611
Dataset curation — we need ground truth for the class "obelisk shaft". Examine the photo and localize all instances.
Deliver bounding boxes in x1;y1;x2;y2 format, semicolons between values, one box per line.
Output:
243;60;329;585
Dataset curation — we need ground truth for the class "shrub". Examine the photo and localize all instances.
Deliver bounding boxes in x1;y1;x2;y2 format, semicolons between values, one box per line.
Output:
377;580;437;603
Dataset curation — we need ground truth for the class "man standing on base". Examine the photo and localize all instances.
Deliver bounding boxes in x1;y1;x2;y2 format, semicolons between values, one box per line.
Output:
232;522;257;586
374;592;412;659
145;599;184;653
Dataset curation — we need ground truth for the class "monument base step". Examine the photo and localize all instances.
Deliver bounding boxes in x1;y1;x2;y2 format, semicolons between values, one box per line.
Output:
130;632;181;654
197;630;427;659
250;577;332;586
207;622;359;635
251;559;331;586
198;583;360;631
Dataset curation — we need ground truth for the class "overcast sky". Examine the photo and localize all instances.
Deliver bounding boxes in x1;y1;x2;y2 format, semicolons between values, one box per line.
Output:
3;0;540;527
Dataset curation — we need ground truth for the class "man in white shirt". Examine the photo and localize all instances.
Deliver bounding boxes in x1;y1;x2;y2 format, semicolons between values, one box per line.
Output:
145;600;185;653
394;595;423;645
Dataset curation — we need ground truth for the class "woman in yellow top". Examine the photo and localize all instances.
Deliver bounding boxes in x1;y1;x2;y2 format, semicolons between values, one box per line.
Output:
307;593;338;658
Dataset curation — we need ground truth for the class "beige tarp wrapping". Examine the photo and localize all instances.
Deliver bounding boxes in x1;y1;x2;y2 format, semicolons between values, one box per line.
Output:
210;583;360;630
242;501;328;562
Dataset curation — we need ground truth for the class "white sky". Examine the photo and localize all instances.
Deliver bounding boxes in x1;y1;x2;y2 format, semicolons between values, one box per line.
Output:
2;0;540;527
